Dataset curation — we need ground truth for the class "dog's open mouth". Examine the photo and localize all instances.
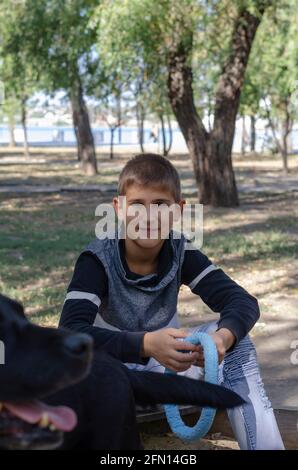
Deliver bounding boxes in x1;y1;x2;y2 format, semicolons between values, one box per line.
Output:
0;400;77;449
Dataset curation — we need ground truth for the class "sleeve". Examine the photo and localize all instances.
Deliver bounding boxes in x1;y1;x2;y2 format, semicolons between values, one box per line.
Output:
181;244;260;350
59;252;149;365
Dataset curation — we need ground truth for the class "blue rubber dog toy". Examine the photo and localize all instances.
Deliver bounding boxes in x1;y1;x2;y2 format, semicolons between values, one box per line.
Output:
164;331;218;442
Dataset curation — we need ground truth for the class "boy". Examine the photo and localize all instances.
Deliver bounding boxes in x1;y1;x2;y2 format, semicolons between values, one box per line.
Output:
60;153;284;450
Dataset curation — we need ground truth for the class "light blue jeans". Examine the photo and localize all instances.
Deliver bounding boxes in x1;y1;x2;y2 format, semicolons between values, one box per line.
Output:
125;320;285;450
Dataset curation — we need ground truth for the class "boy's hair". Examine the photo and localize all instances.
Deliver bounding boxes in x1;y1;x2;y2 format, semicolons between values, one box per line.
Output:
118;153;181;201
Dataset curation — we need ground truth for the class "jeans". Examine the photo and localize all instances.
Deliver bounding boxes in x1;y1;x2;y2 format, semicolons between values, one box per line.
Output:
124;320;285;450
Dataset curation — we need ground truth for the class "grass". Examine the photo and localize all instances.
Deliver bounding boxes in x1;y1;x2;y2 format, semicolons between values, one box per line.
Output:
205;228;298;261
0;192;98;325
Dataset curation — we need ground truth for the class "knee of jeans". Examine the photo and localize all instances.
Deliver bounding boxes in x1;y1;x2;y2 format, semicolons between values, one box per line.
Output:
255;376;272;410
222;334;260;381
189;320;219;336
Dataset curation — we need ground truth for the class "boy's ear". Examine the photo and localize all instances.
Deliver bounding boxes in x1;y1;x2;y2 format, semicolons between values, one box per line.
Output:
179;199;186;212
113;197;119;216
113;196;126;222
177;199;186;217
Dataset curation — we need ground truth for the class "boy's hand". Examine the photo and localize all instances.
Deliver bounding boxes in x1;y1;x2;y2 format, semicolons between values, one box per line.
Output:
141;328;202;373
192;328;236;367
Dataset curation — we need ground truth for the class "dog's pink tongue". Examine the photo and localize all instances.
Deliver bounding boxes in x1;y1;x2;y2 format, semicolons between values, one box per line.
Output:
4;401;77;432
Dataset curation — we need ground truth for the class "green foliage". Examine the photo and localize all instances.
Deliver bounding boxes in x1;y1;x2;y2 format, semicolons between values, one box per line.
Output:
241;0;298;120
96;1;281;123
0;0;296;138
96;0;201;119
0;0;99;95
0;1;37;119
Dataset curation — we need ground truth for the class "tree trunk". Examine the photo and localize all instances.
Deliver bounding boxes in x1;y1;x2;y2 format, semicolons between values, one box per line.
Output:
166;114;173;156
21;97;30;158
207;95;212;132
167;5;266;206
281;105;292;175
159;113;167;156
250;115;256;153
287;131;293;155
280;142;288;175
8;115;16;147
241;115;247;156
136;103;145;153
268;119;288;174
159;114;173;156
167;44;238;206
70;78;97;176
110;127;115;160
211;6;266;205
265;98;291;175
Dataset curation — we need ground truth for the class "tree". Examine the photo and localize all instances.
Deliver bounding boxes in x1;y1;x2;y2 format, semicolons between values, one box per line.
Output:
132;71;173;156
0;62;33;157
240;75;262;154
239;0;298;170
1;0;99;175
97;0;274;207
246;1;298;173
129;69;174;157
0;93;19;147
239;45;265;154
166;1;272;206
88;65;132;159
97;87;124;160
131;63;150;153
146;76;174;157
0;4;37;157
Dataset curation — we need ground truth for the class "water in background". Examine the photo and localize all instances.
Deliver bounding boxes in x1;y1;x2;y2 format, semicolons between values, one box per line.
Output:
0;124;297;153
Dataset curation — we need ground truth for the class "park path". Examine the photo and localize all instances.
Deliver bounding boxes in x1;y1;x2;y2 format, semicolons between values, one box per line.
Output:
1;178;298;194
1;152;298;195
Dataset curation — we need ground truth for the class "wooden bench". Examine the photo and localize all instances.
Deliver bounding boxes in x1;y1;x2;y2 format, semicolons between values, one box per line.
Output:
137;405;298;449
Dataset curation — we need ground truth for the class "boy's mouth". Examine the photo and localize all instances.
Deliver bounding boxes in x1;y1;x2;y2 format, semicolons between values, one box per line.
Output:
139;227;160;237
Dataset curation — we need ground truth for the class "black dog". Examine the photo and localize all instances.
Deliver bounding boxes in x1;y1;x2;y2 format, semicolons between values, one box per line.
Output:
0;294;245;450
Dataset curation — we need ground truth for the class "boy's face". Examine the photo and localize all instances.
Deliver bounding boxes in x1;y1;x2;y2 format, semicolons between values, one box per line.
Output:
113;183;185;249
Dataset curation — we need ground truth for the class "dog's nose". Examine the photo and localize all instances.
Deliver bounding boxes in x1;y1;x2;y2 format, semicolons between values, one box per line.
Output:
63;334;92;357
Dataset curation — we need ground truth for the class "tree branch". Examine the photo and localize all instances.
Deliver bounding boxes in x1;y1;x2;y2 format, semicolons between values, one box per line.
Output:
213;3;270;134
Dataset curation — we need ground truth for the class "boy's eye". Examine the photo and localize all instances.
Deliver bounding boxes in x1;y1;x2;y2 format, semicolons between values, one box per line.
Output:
129;203;144;209
127;203;145;214
129;202;168;207
153;202;169;206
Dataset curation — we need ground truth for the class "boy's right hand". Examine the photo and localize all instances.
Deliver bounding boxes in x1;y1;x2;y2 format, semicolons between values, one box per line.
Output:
141;328;201;373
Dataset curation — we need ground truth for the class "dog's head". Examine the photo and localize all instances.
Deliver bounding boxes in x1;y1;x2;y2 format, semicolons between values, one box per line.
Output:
0;294;93;449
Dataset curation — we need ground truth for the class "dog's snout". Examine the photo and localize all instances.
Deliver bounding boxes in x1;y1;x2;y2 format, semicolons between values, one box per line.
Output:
63;334;92;358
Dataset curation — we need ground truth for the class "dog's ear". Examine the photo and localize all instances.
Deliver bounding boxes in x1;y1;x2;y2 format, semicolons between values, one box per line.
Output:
0;294;26;319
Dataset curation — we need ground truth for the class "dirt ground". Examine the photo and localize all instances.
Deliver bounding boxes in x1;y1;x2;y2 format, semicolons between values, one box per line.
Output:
141;431;240;450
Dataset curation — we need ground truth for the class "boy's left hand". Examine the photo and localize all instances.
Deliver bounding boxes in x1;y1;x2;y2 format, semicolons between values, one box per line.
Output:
192;328;236;367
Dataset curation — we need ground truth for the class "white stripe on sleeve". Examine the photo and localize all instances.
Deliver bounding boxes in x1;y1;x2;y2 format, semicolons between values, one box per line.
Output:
188;264;220;291
64;291;101;307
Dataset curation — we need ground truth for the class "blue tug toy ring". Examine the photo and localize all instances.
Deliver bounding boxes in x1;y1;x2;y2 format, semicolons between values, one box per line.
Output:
164;332;218;442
